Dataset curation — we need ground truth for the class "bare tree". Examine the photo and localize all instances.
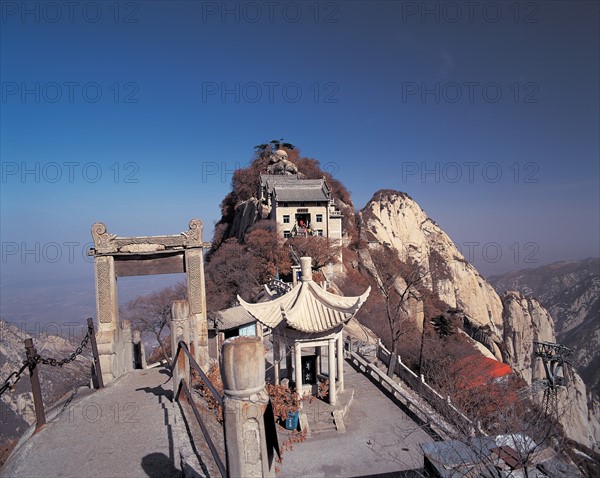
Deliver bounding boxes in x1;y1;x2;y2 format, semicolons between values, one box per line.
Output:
286;236;340;270
121;282;187;361
368;245;429;377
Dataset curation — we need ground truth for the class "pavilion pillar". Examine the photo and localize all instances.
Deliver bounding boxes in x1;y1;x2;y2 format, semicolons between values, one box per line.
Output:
273;336;280;385
328;338;337;405
285;346;293;381
294;342;303;392
316;346;322;375
337;332;344;393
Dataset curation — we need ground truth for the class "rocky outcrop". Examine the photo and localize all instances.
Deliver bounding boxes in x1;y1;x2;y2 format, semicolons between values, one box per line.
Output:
490;259;600;396
501;291;555;384
359;190;504;358
227;198;261;242
357;190;600;449
266;149;299;175
500;293;600;450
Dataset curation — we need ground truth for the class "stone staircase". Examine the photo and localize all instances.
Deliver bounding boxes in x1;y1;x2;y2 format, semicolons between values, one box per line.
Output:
303;387;354;434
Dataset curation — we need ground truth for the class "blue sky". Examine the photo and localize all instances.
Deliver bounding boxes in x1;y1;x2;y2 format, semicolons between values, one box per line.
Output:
1;1;599;322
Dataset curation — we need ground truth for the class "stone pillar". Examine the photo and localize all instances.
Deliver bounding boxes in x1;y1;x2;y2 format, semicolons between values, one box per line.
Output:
273;336;280;385
337;333;344;393
185;248;209;370
121;320;133;375
221;337;275;478
132;329;146;369
285;345;293;380
328;338;337;405
316;346;322;375
291;265;300;286
300;257;312;281
170;300;190;392
294;342;303;392
94;255;119;384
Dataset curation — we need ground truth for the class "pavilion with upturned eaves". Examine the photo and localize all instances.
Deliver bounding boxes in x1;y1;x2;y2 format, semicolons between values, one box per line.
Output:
238;257;370;405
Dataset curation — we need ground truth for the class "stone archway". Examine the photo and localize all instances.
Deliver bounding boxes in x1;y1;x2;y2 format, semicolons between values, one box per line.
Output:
89;219;208;384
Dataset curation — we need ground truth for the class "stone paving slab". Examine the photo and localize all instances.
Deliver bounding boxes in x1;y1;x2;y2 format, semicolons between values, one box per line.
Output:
279;360;434;478
1;367;180;478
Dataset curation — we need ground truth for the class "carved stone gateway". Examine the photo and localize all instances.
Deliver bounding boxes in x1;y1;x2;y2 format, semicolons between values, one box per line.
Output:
89;219;208;384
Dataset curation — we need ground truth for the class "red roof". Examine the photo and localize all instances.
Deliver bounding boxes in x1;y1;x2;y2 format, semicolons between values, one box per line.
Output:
453;355;513;389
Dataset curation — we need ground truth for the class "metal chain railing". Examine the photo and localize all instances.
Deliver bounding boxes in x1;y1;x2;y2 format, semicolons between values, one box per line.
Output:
0;324;93;396
0;361;30;396
0;318;103;433
34;326;92;368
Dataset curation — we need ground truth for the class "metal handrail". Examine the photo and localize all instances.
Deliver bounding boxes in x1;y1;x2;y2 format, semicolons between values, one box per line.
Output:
171;341;223;406
171;341;226;477
175;379;227;478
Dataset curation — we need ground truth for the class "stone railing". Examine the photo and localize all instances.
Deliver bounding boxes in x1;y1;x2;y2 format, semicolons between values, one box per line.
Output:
374;341;478;437
346;350;450;438
96;319;146;383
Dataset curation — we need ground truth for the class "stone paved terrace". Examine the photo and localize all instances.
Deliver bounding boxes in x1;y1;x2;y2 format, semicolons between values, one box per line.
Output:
1;366;180;478
2;357;435;478
278;359;434;478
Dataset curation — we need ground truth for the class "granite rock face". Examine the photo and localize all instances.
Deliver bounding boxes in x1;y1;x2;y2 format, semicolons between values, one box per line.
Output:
359;190;504;358
227;198;261;242
500;292;600;449
358;190;600;449
490;259;600;397
501;291;555;384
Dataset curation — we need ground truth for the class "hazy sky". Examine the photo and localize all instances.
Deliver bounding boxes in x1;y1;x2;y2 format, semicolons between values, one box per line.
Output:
1;1;599;322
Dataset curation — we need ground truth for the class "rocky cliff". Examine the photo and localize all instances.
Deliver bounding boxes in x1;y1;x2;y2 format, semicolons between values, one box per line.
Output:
358;190;600;450
490;259;600;396
359;190;504;359
501;291;555;384
501;291;600;448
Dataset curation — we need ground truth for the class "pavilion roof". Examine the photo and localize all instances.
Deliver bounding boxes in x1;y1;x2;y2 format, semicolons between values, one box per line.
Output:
237;258;370;334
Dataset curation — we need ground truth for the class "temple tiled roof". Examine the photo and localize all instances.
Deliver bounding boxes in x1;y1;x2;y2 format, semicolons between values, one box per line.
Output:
260;174;331;202
212;306;256;332
274;187;329;203
238;258;370;333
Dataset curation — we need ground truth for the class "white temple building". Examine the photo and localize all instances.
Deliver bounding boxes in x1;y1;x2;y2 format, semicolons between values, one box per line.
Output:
238;257;370;405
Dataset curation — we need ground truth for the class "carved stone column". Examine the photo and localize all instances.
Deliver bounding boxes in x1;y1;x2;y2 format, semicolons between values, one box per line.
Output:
221;337;275;478
94;255;119;384
185;248;209;370
170;300;190;392
132;329;146;369
121;320;133;376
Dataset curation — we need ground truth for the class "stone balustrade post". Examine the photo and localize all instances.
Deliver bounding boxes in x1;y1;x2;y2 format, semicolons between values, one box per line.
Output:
132;329;146;369
221;336;275;478
171;300;190;393
121;320;133;374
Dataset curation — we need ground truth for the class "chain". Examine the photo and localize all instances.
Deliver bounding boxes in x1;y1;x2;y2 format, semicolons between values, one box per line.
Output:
34;325;93;367
0;361;30;396
0;325;93;396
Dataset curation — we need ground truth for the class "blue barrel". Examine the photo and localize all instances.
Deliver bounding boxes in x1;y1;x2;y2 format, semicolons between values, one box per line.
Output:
285;411;299;430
